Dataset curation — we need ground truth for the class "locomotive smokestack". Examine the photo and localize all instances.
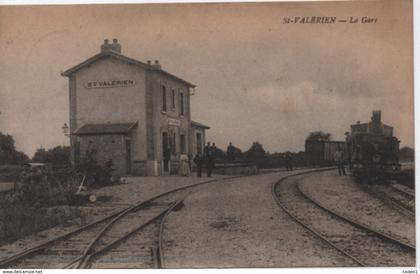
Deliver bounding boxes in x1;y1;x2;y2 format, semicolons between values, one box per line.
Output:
371;110;382;134
372;110;381;123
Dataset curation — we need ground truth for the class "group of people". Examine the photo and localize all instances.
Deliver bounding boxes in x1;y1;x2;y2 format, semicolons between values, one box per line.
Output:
178;142;217;177
193;142;217;177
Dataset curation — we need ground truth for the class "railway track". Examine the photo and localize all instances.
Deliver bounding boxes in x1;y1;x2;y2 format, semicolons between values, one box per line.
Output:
67;198;186;269
272;171;415;266
357;183;415;220
0;176;239;269
390;183;415;198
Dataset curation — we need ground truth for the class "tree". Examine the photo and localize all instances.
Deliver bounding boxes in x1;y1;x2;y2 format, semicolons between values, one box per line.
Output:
32;146;70;166
0;132;29;165
306;131;332;142
244;142;266;161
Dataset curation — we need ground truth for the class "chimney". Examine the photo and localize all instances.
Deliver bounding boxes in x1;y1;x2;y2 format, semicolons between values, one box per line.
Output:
153;60;162;69
100;39;109;52
100;38;122;54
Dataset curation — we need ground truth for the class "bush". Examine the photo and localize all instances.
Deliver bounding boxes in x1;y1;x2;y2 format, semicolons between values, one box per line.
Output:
76;149;114;188
0;165;23;182
0;167;81;245
13;167;79;208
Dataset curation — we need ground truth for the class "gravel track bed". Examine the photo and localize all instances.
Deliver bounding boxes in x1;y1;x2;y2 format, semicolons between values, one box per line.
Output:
161;171;357;267
300;171;415;246
0;206;126;265
391;183;414;196
365;184;415;213
286;175;415;266
90;223;159;268
0;175;225;268
87;189;195;268
7;222;107;269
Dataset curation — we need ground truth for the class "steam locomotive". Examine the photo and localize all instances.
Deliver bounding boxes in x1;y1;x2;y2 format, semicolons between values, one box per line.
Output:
348;111;401;181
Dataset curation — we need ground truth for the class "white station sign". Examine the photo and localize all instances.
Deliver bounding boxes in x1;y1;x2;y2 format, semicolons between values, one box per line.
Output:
168;118;181;127
84;79;135;89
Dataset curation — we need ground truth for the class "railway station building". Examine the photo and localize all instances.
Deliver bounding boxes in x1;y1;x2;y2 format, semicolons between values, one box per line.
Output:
62;39;209;176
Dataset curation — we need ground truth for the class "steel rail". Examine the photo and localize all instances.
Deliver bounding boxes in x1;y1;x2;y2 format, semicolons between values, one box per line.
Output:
156;199;187;269
357;184;415;220
156;196;187;268
297;182;415;251
390;184;415;198
0;205;132;268
271;169;365;267
74;198;186;268
77;168;331;269
0;178;219;268
0;172;257;268
77;200;185;269
1;167;321;268
379;193;415;219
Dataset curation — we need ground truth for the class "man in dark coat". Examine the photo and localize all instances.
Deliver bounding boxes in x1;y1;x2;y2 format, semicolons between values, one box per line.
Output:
194;154;203;177
204;142;211;159
205;143;216;177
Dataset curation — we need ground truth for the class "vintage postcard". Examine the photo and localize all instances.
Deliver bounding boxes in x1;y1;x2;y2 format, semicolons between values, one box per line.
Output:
0;0;415;270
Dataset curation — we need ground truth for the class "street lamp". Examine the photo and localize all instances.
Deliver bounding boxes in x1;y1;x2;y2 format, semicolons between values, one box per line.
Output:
62;123;70;137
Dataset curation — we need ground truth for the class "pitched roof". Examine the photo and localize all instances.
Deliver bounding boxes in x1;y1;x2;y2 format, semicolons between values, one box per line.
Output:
75;122;138;135
191;120;210;129
61;50;196;88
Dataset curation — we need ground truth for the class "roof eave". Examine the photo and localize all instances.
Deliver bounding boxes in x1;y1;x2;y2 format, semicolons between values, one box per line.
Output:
191;121;210;129
61;51;196;88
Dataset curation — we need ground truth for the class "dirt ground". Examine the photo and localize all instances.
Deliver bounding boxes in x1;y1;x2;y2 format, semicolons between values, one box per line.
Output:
161;170;357;268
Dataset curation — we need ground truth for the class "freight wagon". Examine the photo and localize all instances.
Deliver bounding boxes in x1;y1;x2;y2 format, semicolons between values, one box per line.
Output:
305;140;348;166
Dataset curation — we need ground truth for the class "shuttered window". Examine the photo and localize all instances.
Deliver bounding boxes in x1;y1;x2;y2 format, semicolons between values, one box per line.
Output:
180;92;184;116
162;85;167;112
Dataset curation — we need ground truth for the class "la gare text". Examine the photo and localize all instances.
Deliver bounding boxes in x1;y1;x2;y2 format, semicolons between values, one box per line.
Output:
282;16;378;24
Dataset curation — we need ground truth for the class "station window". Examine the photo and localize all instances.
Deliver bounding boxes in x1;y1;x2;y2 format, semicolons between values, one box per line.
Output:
169;131;176;155
180;91;185;116
161;85;167;112
180;134;186;154
171;89;176;110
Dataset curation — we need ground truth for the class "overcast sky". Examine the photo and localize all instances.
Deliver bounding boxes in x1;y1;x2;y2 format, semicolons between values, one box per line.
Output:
0;1;413;156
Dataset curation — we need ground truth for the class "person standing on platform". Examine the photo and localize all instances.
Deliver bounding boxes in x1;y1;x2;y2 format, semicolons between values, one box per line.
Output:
206;143;216;177
188;154;193;171
211;142;217;168
204;142;211;160
194;154;203;177
334;146;346;176
179;154;190;176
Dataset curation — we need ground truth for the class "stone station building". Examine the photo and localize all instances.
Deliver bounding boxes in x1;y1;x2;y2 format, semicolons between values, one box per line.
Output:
62;39;209;176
